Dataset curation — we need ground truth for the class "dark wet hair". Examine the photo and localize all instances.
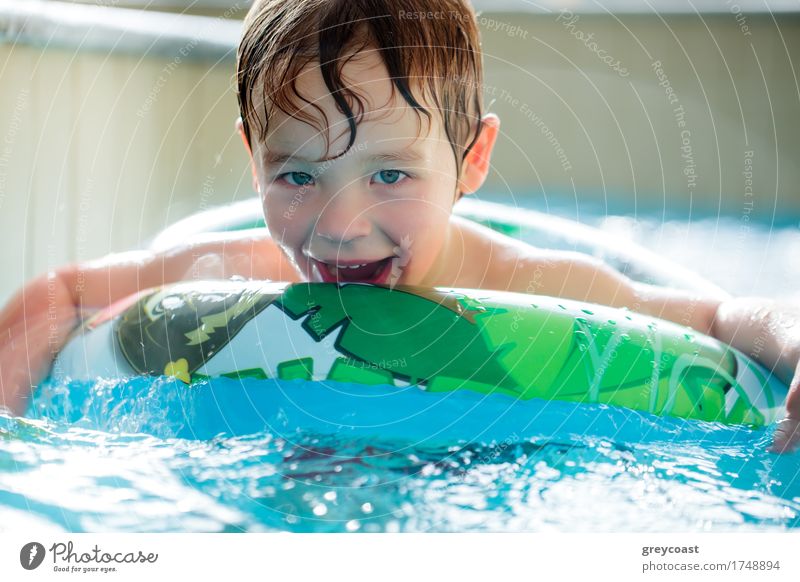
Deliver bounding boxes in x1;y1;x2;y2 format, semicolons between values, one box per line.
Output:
236;0;484;173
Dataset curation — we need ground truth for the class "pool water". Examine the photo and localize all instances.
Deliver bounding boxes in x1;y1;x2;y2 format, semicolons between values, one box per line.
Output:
529;197;800;301
2;375;798;532
1;206;798;532
590;213;800;301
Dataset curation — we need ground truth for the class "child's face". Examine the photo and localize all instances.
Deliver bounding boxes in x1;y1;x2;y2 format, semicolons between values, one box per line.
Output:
239;50;489;287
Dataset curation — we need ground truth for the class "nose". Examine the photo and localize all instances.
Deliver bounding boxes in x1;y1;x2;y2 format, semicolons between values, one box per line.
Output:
313;186;372;245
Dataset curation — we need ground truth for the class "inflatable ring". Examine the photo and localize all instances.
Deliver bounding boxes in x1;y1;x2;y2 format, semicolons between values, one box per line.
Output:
50;279;786;428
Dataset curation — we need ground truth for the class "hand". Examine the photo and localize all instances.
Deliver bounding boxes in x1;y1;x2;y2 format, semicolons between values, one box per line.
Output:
711;297;800;454
0;272;78;415
769;357;800;453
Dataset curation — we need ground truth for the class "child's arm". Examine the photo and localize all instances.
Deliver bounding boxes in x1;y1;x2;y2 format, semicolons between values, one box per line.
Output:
0;232;291;415
513;252;800;452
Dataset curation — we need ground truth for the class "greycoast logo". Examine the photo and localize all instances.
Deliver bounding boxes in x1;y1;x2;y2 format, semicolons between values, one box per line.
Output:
20;542;46;570
20;541;158;574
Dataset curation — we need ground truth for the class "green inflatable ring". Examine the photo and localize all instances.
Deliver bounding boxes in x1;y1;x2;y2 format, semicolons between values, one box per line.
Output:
44;198;786;431
50;278;786;428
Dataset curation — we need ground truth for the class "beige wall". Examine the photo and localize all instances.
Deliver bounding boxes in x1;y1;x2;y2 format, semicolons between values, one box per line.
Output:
480;12;800;220
0;44;250;303
1;8;798;303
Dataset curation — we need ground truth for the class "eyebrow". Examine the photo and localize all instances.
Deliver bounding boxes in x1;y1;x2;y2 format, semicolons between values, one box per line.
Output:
263;147;426;166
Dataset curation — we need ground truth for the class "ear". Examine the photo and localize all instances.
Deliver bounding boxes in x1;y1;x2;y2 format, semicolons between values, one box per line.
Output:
236;117;260;194
457;113;500;199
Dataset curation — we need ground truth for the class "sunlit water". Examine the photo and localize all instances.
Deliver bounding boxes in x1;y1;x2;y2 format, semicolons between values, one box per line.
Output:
2;371;797;532
1;208;798;532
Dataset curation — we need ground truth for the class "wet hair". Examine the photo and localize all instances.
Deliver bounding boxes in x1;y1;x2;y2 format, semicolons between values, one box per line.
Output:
236;0;484;175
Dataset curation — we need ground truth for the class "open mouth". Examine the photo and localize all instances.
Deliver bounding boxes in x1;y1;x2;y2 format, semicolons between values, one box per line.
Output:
312;257;395;285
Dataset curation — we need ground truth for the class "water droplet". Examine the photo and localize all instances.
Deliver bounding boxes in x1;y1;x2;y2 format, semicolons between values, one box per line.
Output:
558;304;567;310
361;502;374;514
607;319;616;325
324;491;337;502
581;309;594;315
684;333;694;342
312;503;328;516
346;520;361;532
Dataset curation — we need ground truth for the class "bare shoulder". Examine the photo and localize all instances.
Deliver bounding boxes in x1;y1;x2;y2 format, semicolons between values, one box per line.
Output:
451;216;628;304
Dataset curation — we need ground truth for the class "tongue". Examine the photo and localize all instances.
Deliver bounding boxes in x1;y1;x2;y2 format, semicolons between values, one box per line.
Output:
336;259;386;282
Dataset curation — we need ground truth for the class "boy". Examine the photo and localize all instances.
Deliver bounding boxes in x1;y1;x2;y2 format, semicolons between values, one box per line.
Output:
1;0;798;451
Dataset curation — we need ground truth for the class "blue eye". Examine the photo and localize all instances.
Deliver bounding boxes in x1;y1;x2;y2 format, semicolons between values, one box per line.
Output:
280;172;314;187
372;170;407;185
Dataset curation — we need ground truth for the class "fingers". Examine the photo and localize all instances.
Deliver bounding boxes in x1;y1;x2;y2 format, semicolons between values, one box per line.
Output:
784;358;800;417
771;359;800;453
769;417;800;454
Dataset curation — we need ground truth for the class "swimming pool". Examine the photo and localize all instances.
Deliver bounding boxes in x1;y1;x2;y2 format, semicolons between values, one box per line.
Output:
1;201;798;533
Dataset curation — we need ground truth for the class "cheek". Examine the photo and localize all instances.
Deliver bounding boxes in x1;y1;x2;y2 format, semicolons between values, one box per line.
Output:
262;192;311;248
388;176;454;226
381;192;447;231
379;198;451;266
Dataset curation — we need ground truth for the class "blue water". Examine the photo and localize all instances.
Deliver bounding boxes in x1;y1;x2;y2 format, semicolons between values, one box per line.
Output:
0;374;796;532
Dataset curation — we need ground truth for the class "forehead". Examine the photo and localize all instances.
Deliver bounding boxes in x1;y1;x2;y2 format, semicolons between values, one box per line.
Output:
252;49;442;160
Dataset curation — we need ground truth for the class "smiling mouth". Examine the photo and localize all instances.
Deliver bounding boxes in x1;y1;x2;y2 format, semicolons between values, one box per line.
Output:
311;257;396;284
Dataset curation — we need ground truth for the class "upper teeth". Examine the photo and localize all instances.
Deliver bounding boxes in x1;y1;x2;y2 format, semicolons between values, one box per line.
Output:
325;262;368;274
